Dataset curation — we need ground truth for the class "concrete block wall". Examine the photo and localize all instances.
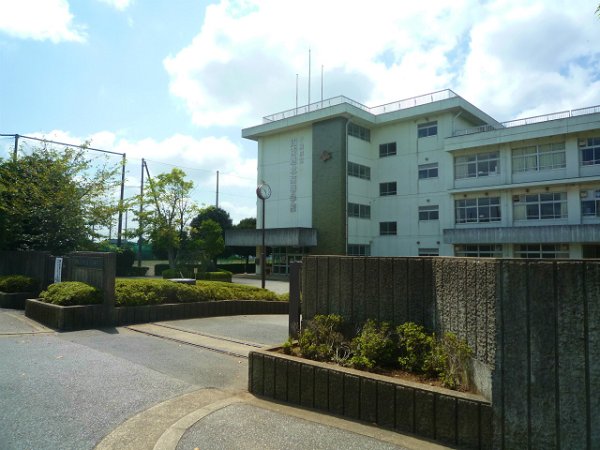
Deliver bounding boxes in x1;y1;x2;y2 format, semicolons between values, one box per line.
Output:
301;256;600;449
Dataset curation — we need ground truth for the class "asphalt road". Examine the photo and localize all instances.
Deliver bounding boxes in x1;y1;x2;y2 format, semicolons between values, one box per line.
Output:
0;309;287;450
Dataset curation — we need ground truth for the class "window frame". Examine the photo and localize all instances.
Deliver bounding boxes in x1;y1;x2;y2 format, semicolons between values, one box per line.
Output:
379;221;397;236
454;152;500;179
418;205;439;221
455;197;501;224
418;162;438;179
348;202;371;219
514;244;569;259
580;137;600;166
379;182;397;196
348;123;371;142
512;142;566;173
348;161;371;180
513;192;567;221
454;244;503;257
417;121;438;138
347;244;371;256
379;142;397;158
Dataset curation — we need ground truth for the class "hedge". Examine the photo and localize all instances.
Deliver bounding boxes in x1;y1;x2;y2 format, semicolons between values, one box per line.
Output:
0;275;40;293
40;282;102;306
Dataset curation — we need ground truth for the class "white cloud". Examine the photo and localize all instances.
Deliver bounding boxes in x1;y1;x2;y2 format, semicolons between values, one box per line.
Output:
164;0;600;127
97;0;133;11
0;0;86;43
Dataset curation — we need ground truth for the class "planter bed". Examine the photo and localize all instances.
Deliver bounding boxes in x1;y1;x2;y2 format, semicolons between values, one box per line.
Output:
25;298;289;331
0;292;35;309
249;347;492;449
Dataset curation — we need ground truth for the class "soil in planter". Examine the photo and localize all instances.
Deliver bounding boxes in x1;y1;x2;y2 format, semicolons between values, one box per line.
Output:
276;346;475;394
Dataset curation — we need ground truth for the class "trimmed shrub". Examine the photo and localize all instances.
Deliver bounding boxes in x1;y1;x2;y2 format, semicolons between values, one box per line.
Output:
298;314;346;361
348;320;396;370
437;332;473;390
154;263;170;277
40;282;102;306
0;275;39;293
114;278;282;306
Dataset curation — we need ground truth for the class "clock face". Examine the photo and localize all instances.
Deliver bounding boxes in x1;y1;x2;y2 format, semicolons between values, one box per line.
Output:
257;183;271;200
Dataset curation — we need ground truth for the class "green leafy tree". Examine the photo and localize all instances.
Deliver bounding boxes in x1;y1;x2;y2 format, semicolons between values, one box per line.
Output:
136;168;197;269
0;145;119;254
190;206;232;261
193;219;225;267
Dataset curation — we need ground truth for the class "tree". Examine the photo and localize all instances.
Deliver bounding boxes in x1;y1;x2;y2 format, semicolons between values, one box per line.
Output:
136;168;197;269
194;219;225;267
229;217;256;272
0;145;119;254
190;205;232;260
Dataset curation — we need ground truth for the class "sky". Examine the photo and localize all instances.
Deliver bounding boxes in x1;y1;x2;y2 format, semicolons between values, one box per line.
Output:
1;0;600;228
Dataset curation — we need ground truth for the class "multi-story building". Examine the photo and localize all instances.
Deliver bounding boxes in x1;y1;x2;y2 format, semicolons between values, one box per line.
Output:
227;89;600;274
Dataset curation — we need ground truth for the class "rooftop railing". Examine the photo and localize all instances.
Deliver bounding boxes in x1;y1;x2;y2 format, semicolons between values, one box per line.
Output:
452;104;600;137
262;89;458;123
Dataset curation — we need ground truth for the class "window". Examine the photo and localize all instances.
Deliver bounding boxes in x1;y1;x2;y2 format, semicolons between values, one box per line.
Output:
512;142;565;172
418;121;438;138
418;205;439;221
348;202;371;219
455;152;499;179
513;192;567;220
348;123;371;142
582;198;600;217
418;248;439;256
379;142;397;157
380;182;397;196
347;244;371;256
455;244;503;257
515;244;569;259
348;161;371;180
379;221;397;235
580;137;600;166
418;163;438;179
455;197;501;223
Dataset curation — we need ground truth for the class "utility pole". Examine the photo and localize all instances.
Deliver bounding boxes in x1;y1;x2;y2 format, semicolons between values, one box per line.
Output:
116;153;126;247
137;158;145;267
13;134;19;161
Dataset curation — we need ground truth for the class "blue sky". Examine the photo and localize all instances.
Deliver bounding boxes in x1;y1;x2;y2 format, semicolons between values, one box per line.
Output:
1;0;600;227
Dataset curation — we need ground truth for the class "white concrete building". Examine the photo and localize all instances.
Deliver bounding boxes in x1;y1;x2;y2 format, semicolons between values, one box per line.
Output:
227;90;600;274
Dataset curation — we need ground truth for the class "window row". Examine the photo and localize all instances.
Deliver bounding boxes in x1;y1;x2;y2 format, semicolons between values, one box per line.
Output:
454;244;569;259
454;137;600;180
347;244;371;256
348;161;371;180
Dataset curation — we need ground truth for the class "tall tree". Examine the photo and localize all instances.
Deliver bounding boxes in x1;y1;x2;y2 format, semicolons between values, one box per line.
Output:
190;205;232;260
0;145;119;254
137;168;197;268
194;219;225;266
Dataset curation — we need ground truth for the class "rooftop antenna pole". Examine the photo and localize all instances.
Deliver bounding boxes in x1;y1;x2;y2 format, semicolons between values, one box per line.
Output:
295;74;298;113
308;48;311;107
321;64;324;105
216;170;220;208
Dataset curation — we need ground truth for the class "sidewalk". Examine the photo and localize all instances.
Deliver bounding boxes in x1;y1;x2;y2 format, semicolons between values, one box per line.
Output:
96;387;450;450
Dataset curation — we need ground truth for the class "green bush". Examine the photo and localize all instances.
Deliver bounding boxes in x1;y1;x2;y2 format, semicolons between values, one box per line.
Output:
114;278;282;306
0;275;39;293
396;322;436;374
40;282;102;306
348;320;396;370
298;314;346;361
154;263;170;277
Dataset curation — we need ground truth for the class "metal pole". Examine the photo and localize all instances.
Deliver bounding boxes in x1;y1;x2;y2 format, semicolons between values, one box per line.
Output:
137;158;145;268
216;170;219;208
116;153;126;247
261;197;266;289
13;134;19;162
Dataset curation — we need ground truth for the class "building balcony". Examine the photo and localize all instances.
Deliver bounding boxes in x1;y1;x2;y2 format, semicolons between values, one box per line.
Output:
225;227;318;247
443;224;600;244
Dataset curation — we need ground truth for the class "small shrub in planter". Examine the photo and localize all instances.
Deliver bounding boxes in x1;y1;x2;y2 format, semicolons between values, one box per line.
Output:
128;266;149;276
0;275;39;293
348;319;396;370
40;282;102;306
